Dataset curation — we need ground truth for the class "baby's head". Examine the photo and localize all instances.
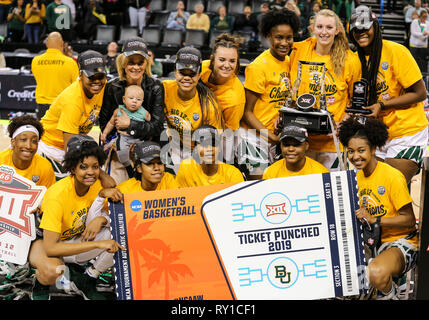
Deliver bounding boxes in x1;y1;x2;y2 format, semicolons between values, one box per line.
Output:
123;85;144;112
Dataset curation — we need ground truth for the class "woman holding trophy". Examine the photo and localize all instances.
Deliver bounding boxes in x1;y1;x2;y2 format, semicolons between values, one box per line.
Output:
289;9;361;171
349;5;428;185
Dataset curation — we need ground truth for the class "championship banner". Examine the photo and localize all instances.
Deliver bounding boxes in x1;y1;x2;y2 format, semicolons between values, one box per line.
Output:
110;170;366;300
0;165;46;265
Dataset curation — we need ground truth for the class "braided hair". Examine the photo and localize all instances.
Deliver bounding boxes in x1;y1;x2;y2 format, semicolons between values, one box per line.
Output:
350;20;383;106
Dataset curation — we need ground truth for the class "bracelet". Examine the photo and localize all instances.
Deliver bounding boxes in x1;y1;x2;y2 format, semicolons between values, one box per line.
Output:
378;101;385;110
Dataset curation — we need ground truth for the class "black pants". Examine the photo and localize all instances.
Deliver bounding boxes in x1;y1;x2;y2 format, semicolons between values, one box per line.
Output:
410;46;428;73
36;104;50;120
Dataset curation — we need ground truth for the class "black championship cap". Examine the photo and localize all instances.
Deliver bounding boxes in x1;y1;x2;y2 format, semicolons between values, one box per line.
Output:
175;46;202;73
135;141;162;163
349;5;376;33
78;50;107;77
193;125;220;146
280;124;309;143
122;37;149;59
67;134;97;152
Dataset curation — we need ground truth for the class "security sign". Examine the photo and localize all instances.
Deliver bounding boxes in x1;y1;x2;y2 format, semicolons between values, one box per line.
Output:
0;165;46;265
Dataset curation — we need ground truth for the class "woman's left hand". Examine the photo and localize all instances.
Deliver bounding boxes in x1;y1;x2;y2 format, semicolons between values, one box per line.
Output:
363;102;382;118
115;112;131;130
81;217;107;241
99;188;123;203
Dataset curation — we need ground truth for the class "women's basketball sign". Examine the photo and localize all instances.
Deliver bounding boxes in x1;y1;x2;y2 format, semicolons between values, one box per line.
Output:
110;170;366;300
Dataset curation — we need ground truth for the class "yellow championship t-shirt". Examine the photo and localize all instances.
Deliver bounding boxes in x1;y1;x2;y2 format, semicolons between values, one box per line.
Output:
31;48;79;104
176;157;244;187
200;60;245;131
41;79;105;150
0;148;56;188
163;80;223;147
116;173;179;194
372;40;428;140
242;49;291;133
39;176;103;241
290;38;361;152
262;156;329;179
357;161;416;245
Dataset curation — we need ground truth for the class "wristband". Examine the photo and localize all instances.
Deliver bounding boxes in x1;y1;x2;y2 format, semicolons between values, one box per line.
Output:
378;101;385;110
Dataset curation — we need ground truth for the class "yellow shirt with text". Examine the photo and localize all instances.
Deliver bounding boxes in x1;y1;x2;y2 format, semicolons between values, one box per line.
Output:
200;60;245;131
163;80;223;148
116;173;179;194
290;38;361;152
243;49;291;133
41;79;105;150
357;161;416;245
176;157;244;188
39;176;103;241
0;148;56;188
372;40;428;139
31;48;79;104
262;156;329;179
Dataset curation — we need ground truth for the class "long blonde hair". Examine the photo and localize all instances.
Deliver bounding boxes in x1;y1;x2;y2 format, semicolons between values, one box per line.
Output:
314;9;349;76
116;53;152;81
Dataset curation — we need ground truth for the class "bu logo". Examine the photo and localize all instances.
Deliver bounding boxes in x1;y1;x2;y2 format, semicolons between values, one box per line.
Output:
275;265;291;284
265;203;288;217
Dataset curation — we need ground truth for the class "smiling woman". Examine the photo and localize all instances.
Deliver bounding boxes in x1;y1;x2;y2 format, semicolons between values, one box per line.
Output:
289;9;361;171
0;115;55;188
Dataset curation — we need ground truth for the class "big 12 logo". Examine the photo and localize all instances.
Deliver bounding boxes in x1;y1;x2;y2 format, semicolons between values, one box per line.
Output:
0;165;46;264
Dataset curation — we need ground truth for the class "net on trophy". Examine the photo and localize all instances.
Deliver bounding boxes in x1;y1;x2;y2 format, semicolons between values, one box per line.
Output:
279;61;332;135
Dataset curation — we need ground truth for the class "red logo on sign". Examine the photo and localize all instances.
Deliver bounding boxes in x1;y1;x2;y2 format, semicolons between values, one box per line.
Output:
0;167;13;184
265;203;288;217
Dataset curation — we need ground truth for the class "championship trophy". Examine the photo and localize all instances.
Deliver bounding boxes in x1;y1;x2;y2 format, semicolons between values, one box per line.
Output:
279;61;332;135
346;79;371;115
278;61;345;170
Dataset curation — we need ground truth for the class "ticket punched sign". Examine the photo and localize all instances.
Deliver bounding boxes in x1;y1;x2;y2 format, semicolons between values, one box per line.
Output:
110;170;366;300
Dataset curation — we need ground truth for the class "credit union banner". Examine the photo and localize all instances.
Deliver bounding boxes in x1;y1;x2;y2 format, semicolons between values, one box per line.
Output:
110;170;366;300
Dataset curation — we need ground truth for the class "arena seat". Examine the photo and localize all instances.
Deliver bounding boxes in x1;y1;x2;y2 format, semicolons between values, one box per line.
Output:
184;29;206;49
142;26;162;47
206;0;225;14
118;26;139;45
149;0;165;11
228;0;246;16
161;28;183;48
93;25;116;45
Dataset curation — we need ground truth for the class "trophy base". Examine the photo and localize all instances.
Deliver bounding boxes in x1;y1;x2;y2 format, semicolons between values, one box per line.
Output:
279;107;332;135
345;108;371;115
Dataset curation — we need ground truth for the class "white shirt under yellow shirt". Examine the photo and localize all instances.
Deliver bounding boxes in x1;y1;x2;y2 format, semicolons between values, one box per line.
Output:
200;60;245;131
175;157;244;187
242;49;291;133
357;161;416;245
262;156;329;179
290;37;361;152
40;79;105;150
0;148;56;188
39;176;103;241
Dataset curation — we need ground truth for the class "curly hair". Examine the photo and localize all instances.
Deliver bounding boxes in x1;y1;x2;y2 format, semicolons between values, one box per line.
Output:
62;141;106;173
338;117;389;149
259;8;301;37
7;114;44;138
210;33;241;75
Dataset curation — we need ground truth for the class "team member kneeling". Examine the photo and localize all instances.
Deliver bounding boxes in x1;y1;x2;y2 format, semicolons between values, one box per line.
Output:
263;124;329;179
175;125;244;187
338;117;418;300
29;135;125;300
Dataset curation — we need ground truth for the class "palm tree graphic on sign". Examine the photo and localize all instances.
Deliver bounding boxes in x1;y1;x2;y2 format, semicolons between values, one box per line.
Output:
126;215;193;299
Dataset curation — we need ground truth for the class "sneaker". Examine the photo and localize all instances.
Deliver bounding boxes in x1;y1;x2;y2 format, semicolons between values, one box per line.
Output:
69;266;106;300
96;269;115;292
31;279;51;300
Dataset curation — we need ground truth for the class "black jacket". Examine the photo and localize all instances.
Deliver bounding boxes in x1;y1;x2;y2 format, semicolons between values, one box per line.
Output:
99;75;165;141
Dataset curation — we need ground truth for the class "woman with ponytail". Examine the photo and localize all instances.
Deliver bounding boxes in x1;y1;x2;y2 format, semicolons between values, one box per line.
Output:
349;5;428;185
338;117;418;300
162;46;224;173
289;9;361;171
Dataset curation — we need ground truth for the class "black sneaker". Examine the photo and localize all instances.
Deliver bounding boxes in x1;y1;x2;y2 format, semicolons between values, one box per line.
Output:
69;266;106;300
31;279;51;300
